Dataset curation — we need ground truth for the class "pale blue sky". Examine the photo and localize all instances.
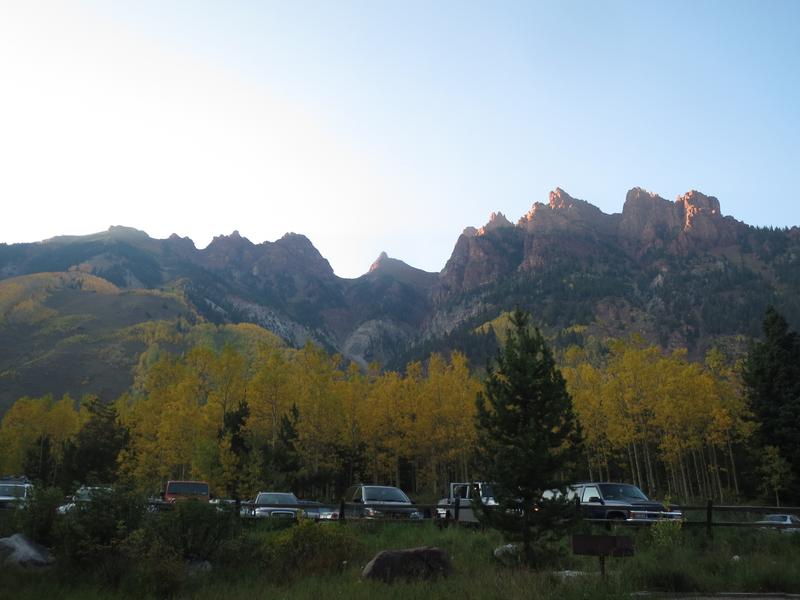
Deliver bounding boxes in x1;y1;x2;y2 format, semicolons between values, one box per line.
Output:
1;1;798;277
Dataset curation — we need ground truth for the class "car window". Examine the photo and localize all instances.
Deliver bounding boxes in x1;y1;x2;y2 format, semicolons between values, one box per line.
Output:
792;516;800;525
256;493;297;505
764;515;785;523
582;486;601;502
352;487;362;502
454;484;469;499
599;484;649;501
479;483;494;499
364;487;410;503
0;484;26;498
166;481;209;496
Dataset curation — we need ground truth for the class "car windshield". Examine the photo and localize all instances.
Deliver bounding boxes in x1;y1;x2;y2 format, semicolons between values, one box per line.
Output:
364;487;410;503
598;484;649;501
0;484;26;498
256;493;298;505
166;482;209;496
480;484;495;499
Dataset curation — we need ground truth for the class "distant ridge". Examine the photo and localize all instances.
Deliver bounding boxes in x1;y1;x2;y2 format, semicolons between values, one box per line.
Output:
2;187;799;408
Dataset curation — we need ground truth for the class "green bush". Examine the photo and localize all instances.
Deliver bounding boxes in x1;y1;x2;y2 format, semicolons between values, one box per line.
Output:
120;528;187;598
150;499;239;561
650;518;683;549
15;486;64;545
263;519;363;576
54;485;146;568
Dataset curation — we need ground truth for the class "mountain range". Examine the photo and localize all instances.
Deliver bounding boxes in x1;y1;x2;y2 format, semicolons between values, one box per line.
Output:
2;186;799;411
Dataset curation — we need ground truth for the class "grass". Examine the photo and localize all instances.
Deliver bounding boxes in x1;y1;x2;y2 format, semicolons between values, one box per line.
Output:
2;521;799;599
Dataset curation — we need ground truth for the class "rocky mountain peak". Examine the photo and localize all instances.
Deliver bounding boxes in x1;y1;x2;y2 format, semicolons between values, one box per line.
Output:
477;212;513;236
619;187;679;243
548;187;577;209
677;190;721;217
165;233;197;254
106;225;150;239
207;230;254;248
369;251;390;272
519;188;615;234
365;251;437;290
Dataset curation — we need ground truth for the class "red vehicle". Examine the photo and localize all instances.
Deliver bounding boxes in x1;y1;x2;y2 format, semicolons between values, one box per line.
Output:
163;480;210;503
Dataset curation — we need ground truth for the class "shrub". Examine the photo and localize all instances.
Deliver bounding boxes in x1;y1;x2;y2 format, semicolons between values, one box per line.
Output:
149;499;239;561
263;520;363;576
650;518;683;549
15;486;64;545
120;528;187;598
54;485;146;568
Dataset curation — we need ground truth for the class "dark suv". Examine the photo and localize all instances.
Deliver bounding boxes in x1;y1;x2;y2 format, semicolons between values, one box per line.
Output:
342;485;423;520
569;482;682;521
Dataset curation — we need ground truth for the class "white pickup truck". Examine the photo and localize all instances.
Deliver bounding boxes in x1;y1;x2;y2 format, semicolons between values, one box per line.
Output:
436;482;497;523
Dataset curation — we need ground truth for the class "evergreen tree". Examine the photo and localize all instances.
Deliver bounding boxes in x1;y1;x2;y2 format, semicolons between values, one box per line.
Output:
743;306;800;494
475;308;581;566
60;398;128;486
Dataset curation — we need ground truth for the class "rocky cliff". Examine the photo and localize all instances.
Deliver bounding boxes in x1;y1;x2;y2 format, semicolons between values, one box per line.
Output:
1;187;798;372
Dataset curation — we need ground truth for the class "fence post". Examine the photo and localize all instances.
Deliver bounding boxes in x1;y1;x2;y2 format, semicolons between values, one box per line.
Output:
339;498;346;524
706;498;713;538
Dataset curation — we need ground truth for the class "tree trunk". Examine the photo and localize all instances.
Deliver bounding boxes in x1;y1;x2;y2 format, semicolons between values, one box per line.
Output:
627;444;636;486
632;442;644;490
727;439;740;497
710;445;724;503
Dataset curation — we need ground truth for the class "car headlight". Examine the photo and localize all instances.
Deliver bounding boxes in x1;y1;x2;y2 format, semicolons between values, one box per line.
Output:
410;511;423;520
364;507;382;517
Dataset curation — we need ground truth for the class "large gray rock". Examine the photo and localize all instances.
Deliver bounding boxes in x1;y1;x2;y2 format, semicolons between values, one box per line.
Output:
361;546;451;583
0;534;55;568
493;543;521;567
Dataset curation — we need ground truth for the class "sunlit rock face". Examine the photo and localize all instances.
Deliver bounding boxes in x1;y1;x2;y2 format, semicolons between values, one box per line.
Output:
477;212;513;236
617;187;741;254
676;190;737;247
619;187;681;247
438;224;524;294
519;188;618;236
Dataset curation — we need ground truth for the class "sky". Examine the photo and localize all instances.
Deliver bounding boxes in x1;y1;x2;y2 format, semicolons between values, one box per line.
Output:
1;1;799;278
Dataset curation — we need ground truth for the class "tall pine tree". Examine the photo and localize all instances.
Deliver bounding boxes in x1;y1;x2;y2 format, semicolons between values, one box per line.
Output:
743;306;800;497
475;308;581;565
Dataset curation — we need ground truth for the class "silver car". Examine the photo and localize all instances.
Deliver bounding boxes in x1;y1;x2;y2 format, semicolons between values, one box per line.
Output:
756;514;800;532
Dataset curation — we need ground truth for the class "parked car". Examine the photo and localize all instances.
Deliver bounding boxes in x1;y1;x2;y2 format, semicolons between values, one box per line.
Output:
755;514;800;532
0;476;33;510
436;482;497;523
569;482;682;521
247;492;302;520
297;500;324;520
343;484;423;520
57;485;112;514
163;480;211;503
317;505;340;520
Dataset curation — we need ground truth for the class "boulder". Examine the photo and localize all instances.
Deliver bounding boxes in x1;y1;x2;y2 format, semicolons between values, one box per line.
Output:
361;546;451;583
187;559;212;577
0;534;55;568
493;543;522;567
